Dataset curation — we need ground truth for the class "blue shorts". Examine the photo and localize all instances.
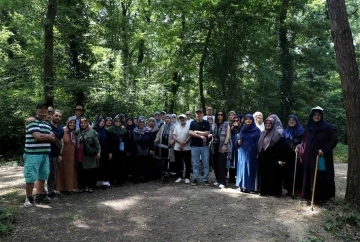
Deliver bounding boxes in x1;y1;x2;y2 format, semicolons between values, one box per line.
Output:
23;154;50;183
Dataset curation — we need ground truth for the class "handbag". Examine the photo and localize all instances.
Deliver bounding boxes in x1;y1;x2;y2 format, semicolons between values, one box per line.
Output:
81;133;97;155
318;156;326;171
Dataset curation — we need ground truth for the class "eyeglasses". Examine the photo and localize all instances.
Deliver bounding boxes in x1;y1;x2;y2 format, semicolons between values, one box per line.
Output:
172;117;176;118
48;111;53;114
186;114;191;116
233;119;239;122
217;114;224;116
206;108;212;110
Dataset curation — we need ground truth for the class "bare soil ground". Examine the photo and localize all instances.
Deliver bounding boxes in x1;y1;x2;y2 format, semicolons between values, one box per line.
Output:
0;164;348;242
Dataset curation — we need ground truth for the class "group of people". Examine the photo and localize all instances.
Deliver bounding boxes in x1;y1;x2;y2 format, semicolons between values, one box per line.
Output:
23;103;338;208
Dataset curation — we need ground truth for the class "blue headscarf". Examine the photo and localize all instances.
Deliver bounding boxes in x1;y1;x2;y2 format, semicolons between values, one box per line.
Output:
239;114;260;140
283;115;304;140
93;118;107;144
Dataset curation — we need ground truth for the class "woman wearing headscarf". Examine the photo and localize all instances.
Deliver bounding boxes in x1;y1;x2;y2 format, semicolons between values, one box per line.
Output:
299;107;338;205
236;114;261;193
257;116;286;196
55;117;78;195
212;110;231;189
155;114;175;174
105;117;113;128
268;114;284;134
76;118;101;193
283;115;305;196
93;117;111;189
253;111;265;131
126;117;136;133
228;111;236;125
171;114;179;126
130;118;154;183
228;115;243;184
107;115;130;186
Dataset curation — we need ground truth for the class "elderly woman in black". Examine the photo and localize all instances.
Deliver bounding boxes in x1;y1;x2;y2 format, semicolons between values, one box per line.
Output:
131;118;154;183
107;115;130;186
257;116;286;197
299;107;338;207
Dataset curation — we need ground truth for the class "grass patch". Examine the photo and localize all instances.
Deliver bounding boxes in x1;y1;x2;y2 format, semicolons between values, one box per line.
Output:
0;190;23;237
323;199;360;241
333;143;348;163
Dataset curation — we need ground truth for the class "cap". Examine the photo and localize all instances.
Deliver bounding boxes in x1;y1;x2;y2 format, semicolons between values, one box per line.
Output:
195;108;203;113
138;118;145;123
36;102;49;109
160;111;166;115
74;105;86;111
154;111;160;115
179;114;186;119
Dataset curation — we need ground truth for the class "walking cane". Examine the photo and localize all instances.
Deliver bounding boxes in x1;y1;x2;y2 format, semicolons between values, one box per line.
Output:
291;152;298;199
311;155;319;211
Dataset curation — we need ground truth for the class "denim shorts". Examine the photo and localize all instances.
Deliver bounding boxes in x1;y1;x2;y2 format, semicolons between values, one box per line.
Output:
23;154;50;183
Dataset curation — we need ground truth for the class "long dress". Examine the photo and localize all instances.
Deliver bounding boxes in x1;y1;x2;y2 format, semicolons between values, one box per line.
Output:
258;138;286;196
299;124;338;202
236;119;260;192
55;127;78;192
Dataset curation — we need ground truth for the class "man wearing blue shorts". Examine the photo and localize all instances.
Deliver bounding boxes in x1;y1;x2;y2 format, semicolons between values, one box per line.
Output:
24;102;55;206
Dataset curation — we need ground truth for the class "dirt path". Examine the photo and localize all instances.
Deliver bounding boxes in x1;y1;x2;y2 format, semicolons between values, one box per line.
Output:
0;164;347;242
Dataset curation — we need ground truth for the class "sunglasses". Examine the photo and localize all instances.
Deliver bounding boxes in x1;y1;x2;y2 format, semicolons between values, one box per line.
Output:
217;114;224;116
233;119;239;122
48;111;53;114
186;114;191;116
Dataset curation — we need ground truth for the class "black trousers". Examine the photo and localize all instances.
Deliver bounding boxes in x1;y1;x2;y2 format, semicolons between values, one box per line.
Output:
213;151;228;185
174;150;192;179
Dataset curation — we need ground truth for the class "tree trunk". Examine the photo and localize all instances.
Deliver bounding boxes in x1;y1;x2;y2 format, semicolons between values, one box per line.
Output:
278;0;294;122
199;25;213;112
327;0;360;208
43;0;57;106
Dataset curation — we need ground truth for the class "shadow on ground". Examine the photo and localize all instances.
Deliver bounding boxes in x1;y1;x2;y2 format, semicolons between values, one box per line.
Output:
1;164;347;242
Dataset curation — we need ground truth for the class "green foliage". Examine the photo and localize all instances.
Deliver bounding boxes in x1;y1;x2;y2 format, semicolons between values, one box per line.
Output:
333;143;348;163
323;202;360;241
0;0;356;155
300;236;324;242
0;190;21;237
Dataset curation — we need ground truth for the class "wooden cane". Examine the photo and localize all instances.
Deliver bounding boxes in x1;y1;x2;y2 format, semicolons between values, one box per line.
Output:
311;155;319;211
292;152;298;199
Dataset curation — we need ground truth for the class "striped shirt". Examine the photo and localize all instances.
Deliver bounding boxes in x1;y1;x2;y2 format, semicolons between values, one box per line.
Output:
24;118;51;154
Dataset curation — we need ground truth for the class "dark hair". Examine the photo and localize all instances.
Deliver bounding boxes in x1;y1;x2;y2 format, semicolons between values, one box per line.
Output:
215;110;226;124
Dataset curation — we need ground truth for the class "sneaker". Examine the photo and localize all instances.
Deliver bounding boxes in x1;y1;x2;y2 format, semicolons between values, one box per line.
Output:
24;197;35;207
191;179;199;186
213;182;219;186
35;194;51;205
175;178;183;183
218;184;225;189
204;181;210;186
184;178;191;184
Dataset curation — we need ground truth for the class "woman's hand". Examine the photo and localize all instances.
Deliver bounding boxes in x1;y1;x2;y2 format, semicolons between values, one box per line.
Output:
238;140;242;145
154;138;159;143
96;153;101;160
318;149;324;156
221;144;226;154
109;153;112;160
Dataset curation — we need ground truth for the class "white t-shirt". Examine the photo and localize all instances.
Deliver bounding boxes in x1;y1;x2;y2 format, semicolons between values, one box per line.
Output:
186;119;193;125
173;123;191;151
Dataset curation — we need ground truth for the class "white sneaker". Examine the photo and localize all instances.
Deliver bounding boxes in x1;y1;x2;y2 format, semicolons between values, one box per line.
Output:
184;178;190;184
175;178;183;183
24;198;35;207
213;182;219;186
218;184;225;189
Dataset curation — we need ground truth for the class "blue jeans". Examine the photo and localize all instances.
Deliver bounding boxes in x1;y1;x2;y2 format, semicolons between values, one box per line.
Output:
191;146;210;181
